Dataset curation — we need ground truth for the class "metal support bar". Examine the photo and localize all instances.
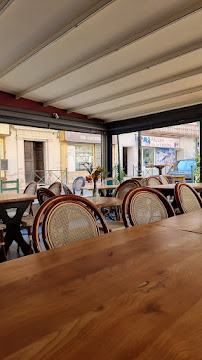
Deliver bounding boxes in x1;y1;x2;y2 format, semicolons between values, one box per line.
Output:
200;120;202;183
138;131;142;177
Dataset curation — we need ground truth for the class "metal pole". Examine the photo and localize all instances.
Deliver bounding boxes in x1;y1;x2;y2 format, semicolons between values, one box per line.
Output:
117;134;121;182
138;131;142;177
66;168;68;184
200;120;202;183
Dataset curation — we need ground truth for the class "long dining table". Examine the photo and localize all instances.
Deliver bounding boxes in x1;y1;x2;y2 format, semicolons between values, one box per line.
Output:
147;182;202;196
1;211;202;359
0;193;36;261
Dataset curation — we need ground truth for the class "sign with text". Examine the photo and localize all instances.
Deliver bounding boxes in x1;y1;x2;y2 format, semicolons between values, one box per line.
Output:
65;131;101;144
141;135;180;149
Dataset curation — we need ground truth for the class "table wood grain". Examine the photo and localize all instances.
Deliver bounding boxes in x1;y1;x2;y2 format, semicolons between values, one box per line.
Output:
147;182;202;196
82;184;118;191
1;222;202;359
86;196;122;208
155;209;202;233
0;193;36;204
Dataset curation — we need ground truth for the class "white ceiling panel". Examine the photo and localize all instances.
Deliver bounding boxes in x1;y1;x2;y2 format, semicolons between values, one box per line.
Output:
0;0;201;123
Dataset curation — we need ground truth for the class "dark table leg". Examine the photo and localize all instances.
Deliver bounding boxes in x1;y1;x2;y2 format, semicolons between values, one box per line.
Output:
0;200;32;262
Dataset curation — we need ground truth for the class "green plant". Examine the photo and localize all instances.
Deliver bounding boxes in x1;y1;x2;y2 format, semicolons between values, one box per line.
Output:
113;164;126;182
194;155;200;183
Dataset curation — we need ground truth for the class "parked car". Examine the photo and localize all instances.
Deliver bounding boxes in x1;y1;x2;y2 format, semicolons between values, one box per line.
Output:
168;159;196;182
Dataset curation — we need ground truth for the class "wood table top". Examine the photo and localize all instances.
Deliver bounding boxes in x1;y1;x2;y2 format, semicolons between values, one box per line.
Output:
1;222;202;359
82;184;118;191
155;209;202;234
87;196;122;208
147;182;202;195
0;193;36;204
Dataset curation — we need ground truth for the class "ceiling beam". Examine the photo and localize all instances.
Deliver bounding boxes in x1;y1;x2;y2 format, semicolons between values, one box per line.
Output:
0;107;105;133
67;67;202;112
43;41;202;106
0;0;13;15
0;0;116;79
88;84;202;118
106;104;202;134
104;98;202;123
16;1;202;99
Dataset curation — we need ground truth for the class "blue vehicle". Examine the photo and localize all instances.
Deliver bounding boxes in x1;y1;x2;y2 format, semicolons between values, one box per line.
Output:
168;159;197;182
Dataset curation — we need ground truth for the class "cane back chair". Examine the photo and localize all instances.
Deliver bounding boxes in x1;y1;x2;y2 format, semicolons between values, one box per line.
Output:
174;183;202;214
159;175;170;185
114;179;141;200
62;184;73;195
146;176;162;186
48;181;62;196
72;176;85;195
33;195;109;252
23;181;37;216
20;188;55;254
122;187;175;227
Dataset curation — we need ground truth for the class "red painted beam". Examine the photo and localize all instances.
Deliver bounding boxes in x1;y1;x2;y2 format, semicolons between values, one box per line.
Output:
0;91;90;120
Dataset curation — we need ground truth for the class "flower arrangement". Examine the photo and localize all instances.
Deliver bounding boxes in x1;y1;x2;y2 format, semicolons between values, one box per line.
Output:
85;164;105;196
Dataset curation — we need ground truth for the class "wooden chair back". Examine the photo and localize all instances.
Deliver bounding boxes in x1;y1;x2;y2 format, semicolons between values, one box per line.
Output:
33;195;109;252
174;183;202;214
146;176;162;186
37;188;55;205
122;187;175;227
114;179;141;200
62;184;73;195
48;181;62;196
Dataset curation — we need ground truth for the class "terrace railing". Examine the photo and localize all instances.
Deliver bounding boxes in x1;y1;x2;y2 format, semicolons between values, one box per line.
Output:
30;169;68;186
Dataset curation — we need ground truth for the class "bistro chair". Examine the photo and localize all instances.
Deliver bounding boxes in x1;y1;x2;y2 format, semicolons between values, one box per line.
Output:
0;224;7;261
72;176;85;195
106;179;141;232
174;183;202;214
20;188;55;254
32;195;109;252
48;181;62;196
23;181;37;216
159;175;170;185
114;179;141;200
122;187;175;227
146;176;162;186
37;188;56;205
62;184;73;195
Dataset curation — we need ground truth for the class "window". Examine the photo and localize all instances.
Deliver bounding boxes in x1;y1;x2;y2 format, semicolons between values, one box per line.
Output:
75;145;93;171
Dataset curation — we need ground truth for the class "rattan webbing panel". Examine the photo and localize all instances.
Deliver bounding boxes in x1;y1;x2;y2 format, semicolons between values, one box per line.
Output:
47;203;99;248
119;184;138;200
147;178;161;186
180;186;201;213
130;192;168;225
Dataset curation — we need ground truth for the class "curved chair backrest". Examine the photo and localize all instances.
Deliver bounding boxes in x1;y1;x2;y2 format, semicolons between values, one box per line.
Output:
114;179;141;200
159;175;170;185
33;195;109;252
24;181;37;195
146;176;162;186
174;183;202;214
72;176;86;194
105;177;120;185
23;181;37;215
122;187;175;227
37;188;55;205
62;184;73;195
48;181;62;196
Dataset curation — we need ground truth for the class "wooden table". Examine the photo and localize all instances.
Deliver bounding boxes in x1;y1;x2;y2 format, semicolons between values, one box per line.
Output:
1;221;202;359
87;196;122;209
0;193;36;262
146;164;172;175
82;184;118;196
147;182;202;196
155;209;202;233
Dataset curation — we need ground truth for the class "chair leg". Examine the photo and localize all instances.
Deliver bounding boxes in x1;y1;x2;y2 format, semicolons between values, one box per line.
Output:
0;229;7;261
27;226;33;254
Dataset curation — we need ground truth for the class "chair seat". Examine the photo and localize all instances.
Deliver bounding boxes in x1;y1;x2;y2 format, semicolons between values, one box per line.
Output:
107;221;125;232
21;216;35;227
